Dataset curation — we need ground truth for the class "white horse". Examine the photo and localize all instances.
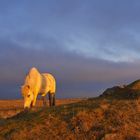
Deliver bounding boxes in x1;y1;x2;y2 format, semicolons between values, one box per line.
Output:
21;67;56;109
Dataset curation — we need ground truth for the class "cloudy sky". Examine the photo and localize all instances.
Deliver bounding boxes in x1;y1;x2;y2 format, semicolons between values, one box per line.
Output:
1;0;140;99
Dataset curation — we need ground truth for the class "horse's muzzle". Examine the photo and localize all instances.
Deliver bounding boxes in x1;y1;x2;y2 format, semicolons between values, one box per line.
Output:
24;106;30;110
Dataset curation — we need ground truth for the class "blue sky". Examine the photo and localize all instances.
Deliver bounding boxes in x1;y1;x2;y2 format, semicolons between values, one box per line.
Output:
1;0;140;99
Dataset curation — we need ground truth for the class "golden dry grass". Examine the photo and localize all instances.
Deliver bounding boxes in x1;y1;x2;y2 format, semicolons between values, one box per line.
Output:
0;97;140;140
1;80;140;139
0;98;83;119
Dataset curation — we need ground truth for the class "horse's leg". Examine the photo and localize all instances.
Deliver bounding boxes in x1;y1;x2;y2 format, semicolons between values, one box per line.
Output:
52;94;55;106
48;93;53;107
42;96;47;107
32;91;38;107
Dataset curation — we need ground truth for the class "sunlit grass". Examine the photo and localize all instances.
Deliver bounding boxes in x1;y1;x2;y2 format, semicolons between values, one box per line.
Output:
0;96;139;139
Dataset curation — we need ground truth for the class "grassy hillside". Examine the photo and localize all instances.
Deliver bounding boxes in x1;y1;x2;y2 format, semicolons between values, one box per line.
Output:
0;96;140;140
101;79;140;99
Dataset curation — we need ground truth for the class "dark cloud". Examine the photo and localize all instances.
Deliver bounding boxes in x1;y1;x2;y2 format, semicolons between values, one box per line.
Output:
0;1;140;99
0;37;140;99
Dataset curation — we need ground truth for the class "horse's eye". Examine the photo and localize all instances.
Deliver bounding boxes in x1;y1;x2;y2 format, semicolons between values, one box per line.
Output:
27;95;30;97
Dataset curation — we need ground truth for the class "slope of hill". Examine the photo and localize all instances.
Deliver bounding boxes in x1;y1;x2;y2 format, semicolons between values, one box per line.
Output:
0;96;140;140
101;79;140;99
127;79;140;90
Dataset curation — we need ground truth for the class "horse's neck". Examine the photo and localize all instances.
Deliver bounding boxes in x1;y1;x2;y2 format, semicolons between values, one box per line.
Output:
25;70;41;88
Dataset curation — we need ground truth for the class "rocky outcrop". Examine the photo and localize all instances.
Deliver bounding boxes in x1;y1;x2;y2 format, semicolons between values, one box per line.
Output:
100;80;140;99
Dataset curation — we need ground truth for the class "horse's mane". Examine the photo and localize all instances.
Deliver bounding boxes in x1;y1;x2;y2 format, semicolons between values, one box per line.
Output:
24;67;41;89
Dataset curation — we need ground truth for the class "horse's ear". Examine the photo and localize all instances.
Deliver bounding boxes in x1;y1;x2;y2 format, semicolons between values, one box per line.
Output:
26;85;30;89
21;85;30;90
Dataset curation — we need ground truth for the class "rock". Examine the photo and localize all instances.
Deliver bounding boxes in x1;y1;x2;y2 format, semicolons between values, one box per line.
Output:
101;86;123;96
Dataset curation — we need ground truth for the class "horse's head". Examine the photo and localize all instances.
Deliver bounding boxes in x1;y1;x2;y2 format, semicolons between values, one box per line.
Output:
21;85;34;109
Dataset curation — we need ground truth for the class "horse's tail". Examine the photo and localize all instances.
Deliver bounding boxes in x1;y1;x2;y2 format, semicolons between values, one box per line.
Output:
42;73;56;106
45;73;56;94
